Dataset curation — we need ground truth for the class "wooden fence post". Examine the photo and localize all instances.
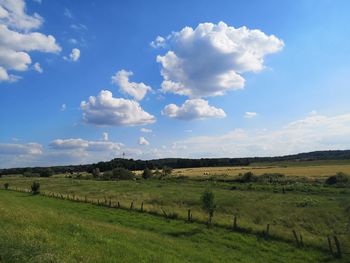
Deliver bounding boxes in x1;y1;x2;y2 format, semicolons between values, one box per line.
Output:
117;201;120;208
233;215;237;230
130;202;134;210
109;198;112;207
334;236;342;258
327;236;334;257
292;230;300;248
187;209;191;222
299;233;304;248
141;202;144;212
265;224;270;238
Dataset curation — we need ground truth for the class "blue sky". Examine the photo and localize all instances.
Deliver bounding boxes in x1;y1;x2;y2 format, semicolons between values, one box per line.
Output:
1;0;350;168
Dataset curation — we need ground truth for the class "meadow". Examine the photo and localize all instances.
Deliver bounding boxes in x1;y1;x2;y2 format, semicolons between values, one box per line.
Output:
0;161;349;262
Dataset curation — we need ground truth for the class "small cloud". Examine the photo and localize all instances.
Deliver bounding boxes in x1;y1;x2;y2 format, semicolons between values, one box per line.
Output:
150;36;166;48
70;24;88;31
184;129;192;133
138;136;150;146
244;112;257;119
102;132;109;141
69;38;78;44
12;137;20;142
64;48;80;62
33;0;42;4
64;8;73;19
33;62;43;73
140;128;152;133
60;104;66;111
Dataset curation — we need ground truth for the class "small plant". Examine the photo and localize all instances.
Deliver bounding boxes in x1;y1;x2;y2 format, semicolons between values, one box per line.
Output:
238;172;258;183
31;182;40;195
4;183;9;190
200;189;216;227
325;172;350;186
142;168;153;179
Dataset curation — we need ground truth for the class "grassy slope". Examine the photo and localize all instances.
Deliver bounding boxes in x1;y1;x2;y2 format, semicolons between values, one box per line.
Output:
1;176;349;252
0;190;333;263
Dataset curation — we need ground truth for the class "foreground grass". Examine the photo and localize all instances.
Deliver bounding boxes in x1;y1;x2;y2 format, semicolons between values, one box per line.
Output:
0;190;338;262
1;176;349;253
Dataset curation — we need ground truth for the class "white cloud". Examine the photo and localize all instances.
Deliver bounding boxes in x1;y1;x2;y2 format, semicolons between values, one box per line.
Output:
102;132;108;141
0;142;42;155
162;99;226;120
60;103;66;111
111;70;152;101
169;113;350;158
64;8;72;19
80;90;156;126
154;21;283;98
140;128;152;133
49;138;123;152
150;36;166;48
138;136;150;146
0;0;43;31
32;0;42;4
244;112;257;118
64;48;80;62
70;23;87;31
33;62;42;73
0;0;60;82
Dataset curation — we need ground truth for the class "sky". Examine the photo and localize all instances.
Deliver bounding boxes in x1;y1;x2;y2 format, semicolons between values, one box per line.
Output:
1;0;350;168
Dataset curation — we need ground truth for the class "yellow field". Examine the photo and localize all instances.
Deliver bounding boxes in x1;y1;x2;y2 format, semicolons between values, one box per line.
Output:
171;164;350;179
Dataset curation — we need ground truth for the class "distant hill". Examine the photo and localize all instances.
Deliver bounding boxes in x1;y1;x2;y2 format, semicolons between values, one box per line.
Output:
1;150;350;176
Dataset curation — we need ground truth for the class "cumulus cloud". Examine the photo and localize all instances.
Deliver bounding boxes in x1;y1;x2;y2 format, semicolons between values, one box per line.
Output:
154;21;283;98
140;128;152;133
80;90;156;126
0;142;42;155
111;70;152;101
60;103;66;111
49;138;122;152
169;112;350;158
64;48;80;62
33;62;42;73
244;112;257;118
138;136;150;146
0;0;60;82
162;99;226;120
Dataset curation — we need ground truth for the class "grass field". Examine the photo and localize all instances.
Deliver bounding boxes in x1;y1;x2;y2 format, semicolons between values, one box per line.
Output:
0;190;339;262
0;162;349;262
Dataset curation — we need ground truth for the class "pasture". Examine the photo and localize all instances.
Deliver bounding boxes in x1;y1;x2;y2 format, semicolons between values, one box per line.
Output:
0;161;349;262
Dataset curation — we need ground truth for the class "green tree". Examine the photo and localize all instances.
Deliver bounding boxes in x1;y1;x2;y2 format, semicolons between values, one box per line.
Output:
162;166;173;177
4;183;9;190
92;168;101;178
31;182;40;195
40;168;53;177
200;189;216;227
112;168;134;180
142;168;152;179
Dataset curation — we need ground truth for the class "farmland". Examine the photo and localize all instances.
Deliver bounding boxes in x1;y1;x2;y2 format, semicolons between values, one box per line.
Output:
0;161;349;262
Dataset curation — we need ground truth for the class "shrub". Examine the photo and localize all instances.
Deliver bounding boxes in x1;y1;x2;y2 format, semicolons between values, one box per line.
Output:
142;168;153;179
40;168;53;177
162;166;173;177
200;189;216;226
112;168;134;180
325;172;350;186
92;168;101;178
4;183;9;190
238;172;258;183
259;173;285;183
31;182;40;195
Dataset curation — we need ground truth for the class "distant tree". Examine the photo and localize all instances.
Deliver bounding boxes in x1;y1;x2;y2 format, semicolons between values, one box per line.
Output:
92;168;101;178
4;183;9;190
325;172;349;186
112;168;134;180
200;189;216;227
162;166;173;177
239;172;258;183
31;182;40;195
40;168;53;177
142;168;152;179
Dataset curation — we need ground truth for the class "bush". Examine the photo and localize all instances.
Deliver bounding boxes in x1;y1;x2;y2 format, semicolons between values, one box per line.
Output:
201;189;216;226
40;168;53;177
238;172;258;183
325;172;350;186
142;168;152;179
92;168;101;178
4;183;9;190
259;173;285;183
112;168;134;180
162;166;173;177
31;182;40;195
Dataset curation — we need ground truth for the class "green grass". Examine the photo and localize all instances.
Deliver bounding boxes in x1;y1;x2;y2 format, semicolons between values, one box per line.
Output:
1;176;349;253
0;190;339;262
